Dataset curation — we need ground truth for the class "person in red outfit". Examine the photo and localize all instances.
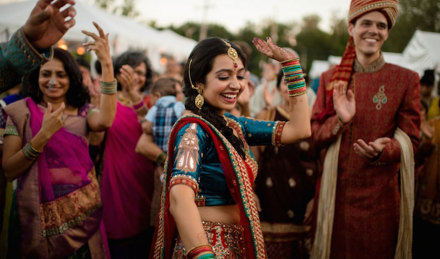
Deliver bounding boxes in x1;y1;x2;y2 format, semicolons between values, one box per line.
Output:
310;1;420;258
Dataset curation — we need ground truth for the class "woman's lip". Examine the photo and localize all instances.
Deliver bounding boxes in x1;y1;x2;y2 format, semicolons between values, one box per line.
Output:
221;94;237;103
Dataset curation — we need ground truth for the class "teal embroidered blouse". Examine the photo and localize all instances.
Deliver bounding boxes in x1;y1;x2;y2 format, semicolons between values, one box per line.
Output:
171;113;279;206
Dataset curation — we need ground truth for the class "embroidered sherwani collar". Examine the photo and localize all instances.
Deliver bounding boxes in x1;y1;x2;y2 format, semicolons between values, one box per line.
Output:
354;54;385;73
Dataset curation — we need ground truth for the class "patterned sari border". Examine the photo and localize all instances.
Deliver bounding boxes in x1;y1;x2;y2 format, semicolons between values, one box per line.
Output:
40;171;101;237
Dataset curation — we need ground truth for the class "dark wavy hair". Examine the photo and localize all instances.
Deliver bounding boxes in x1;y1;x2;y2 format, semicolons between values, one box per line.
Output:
420;69;435;87
23;48;90;108
113;51;153;92
183;37;247;158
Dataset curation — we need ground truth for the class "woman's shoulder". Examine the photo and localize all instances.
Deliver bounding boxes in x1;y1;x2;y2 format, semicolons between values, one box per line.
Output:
3;98;28;117
174;116;210;140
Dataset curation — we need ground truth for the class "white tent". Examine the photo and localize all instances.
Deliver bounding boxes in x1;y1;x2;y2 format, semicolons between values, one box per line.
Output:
0;0;196;71
402;30;440;76
309;60;330;79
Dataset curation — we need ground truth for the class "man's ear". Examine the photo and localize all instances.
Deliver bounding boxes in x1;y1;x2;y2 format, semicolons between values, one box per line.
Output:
348;23;354;37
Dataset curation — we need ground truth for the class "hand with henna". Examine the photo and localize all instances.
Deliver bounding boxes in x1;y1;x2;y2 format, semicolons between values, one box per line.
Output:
253;37;297;62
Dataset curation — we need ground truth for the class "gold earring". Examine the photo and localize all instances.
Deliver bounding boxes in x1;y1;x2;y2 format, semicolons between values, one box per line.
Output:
195;89;204;110
188;59;204;109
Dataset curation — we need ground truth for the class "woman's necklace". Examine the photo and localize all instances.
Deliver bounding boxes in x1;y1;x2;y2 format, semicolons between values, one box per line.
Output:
117;92;132;106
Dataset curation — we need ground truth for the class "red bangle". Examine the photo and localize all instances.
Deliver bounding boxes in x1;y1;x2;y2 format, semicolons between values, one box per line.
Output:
169;175;199;195
273;121;286;146
186;244;214;258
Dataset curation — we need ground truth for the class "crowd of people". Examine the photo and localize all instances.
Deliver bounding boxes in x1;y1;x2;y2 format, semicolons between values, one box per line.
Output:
0;0;438;258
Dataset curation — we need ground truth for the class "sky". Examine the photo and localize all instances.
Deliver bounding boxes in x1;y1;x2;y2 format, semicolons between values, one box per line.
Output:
138;0;352;33
0;0;351;33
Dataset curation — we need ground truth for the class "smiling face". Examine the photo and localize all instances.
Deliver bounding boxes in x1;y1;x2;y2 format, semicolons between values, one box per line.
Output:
198;54;246;115
132;62;147;92
38;58;69;103
348;11;389;61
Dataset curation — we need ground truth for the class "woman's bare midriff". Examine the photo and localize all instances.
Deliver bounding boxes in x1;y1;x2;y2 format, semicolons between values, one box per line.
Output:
198;205;240;224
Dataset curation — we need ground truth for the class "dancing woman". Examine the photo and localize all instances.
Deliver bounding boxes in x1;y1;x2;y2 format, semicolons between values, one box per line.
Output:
2;22;116;258
151;37;310;258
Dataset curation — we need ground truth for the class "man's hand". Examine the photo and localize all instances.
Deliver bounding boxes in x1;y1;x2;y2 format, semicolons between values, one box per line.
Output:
23;0;76;49
353;137;391;159
333;81;355;124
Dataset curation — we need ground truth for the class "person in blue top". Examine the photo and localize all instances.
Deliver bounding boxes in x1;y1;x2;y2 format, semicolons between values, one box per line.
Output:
151;37;311;259
144;77;185;152
0;0;76;92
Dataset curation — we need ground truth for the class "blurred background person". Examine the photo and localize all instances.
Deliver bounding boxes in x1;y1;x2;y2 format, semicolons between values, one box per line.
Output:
413;99;440;259
420;69;438;120
136;77;185;238
253;69;317;258
161;56;183;82
99;50;155;258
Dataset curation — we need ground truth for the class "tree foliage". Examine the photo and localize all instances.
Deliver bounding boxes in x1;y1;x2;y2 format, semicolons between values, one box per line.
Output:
93;0;139;18
384;0;440;52
93;0;439;74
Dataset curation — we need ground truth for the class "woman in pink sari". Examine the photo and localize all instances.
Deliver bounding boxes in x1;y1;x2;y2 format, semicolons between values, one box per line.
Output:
99;51;155;258
2;23;116;258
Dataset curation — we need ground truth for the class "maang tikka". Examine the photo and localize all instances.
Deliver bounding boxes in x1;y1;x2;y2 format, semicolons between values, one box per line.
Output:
221;39;238;69
188;59;204;109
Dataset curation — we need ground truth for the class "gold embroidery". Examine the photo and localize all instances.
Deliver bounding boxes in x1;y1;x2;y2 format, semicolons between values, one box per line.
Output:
40;170;101;237
373;85;388;110
176;123;200;173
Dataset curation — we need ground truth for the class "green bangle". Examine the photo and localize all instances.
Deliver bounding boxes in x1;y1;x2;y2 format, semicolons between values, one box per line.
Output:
22;143;41;160
100;79;117;94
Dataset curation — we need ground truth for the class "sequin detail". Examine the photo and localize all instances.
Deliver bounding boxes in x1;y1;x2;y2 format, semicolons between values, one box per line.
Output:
176;123;199;173
172;221;245;259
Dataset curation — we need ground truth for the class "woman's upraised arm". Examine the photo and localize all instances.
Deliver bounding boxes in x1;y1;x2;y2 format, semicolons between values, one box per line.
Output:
253;37;311;144
82;22;117;131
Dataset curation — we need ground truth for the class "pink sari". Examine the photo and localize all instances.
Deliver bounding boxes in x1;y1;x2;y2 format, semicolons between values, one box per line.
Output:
101;101;154;239
8;98;105;258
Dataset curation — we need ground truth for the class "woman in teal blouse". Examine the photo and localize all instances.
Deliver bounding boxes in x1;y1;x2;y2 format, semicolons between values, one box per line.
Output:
151;37;311;259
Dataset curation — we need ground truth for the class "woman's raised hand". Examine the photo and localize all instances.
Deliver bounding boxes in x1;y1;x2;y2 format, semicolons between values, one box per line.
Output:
253;37;297;62
82;22;111;64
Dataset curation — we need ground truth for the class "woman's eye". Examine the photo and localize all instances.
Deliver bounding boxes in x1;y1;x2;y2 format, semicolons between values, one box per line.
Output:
218;76;229;81
237;75;245;80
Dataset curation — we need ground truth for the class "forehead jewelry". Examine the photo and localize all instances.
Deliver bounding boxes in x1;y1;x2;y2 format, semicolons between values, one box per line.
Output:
221;39;238;70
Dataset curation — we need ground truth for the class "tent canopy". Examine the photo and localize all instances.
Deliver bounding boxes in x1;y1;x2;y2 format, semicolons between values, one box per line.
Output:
402;30;440;75
0;0;196;71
